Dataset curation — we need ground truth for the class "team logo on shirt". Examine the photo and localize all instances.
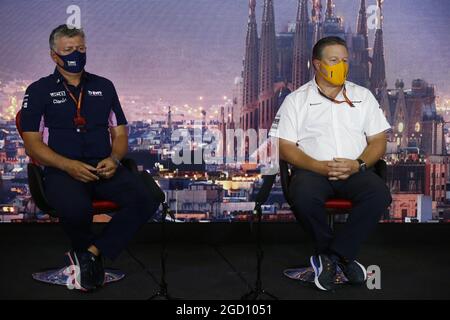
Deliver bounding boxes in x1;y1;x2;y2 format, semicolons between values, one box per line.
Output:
50;91;66;97
53;98;67;104
87;90;103;97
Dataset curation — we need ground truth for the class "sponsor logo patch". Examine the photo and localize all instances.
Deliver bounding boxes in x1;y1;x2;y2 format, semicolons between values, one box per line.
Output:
50;91;66;98
53;98;67;104
87;90;103;97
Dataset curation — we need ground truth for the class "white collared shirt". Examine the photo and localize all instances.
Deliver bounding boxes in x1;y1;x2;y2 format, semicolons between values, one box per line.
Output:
269;78;391;161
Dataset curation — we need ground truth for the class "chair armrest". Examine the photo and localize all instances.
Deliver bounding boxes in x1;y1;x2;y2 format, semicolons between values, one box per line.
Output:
120;158;138;174
279;159;293;207
27;163;55;215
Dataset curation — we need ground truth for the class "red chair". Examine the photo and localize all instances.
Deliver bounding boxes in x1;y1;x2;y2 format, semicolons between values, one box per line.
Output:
279;160;381;229
279;158;387;284
15;110;138;287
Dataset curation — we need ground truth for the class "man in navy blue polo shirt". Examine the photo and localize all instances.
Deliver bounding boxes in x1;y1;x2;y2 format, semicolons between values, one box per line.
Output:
20;24;159;292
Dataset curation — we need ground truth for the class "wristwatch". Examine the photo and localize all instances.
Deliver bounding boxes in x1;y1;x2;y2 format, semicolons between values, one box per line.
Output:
110;155;121;167
356;158;367;172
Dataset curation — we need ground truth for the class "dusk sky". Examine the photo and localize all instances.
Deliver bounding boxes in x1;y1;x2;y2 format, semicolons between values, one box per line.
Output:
1;0;449;111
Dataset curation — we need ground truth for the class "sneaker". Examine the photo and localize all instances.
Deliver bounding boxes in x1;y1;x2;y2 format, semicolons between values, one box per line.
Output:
338;260;367;285
65;250;105;291
310;254;337;291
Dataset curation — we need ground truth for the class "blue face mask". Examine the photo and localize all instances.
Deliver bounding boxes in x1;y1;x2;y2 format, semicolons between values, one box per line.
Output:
55;50;86;73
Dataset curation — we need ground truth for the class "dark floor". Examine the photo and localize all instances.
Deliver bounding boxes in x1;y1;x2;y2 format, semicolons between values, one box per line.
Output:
1;223;449;300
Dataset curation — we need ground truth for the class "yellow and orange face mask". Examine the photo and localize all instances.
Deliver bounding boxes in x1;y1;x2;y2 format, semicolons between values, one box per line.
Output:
317;60;349;86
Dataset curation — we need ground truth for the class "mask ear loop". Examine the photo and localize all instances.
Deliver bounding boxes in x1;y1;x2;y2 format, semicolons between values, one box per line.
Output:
317;62;329;82
51;50;63;68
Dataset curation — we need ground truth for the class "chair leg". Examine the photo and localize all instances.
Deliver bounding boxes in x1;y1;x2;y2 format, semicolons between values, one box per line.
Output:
328;214;334;230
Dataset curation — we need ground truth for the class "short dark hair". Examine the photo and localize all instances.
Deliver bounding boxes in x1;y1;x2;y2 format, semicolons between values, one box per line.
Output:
49;24;85;50
312;36;348;60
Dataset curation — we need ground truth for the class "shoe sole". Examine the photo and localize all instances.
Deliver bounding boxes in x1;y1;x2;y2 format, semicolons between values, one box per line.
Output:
310;255;328;291
341;260;368;285
351;260;368;283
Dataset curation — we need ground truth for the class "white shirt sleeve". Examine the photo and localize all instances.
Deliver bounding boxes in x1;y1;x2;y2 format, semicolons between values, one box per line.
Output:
268;94;298;143
363;90;392;137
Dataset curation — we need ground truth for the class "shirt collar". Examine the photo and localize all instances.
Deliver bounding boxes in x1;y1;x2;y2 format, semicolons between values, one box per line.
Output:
52;68;90;85
312;75;346;99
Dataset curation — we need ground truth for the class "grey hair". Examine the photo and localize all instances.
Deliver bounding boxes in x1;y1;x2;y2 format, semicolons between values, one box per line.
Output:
49;24;85;50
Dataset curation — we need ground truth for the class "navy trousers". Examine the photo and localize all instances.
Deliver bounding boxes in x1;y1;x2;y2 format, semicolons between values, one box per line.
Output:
288;167;392;262
43;163;159;261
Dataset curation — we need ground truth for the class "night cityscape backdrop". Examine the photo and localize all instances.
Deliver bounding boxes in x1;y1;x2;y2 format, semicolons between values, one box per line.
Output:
1;0;450;223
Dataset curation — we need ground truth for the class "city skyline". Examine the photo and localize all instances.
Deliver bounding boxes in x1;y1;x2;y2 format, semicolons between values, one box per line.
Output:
1;0;450;224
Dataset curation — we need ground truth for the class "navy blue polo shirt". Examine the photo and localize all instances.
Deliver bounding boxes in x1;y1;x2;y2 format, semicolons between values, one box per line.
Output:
20;68;127;162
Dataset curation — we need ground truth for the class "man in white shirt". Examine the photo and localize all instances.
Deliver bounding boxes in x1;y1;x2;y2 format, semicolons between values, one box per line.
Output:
269;36;392;291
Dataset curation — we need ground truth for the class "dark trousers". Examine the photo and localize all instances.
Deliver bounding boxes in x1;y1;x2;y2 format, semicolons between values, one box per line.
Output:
43;164;159;261
288;167;392;262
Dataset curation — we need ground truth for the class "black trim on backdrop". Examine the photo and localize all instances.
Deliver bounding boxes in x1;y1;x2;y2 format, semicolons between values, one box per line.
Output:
1;223;450;244
0;300;447;318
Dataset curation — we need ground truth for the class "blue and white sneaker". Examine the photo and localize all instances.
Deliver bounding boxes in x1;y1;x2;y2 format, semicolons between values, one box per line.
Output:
310;254;337;291
338;260;367;285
